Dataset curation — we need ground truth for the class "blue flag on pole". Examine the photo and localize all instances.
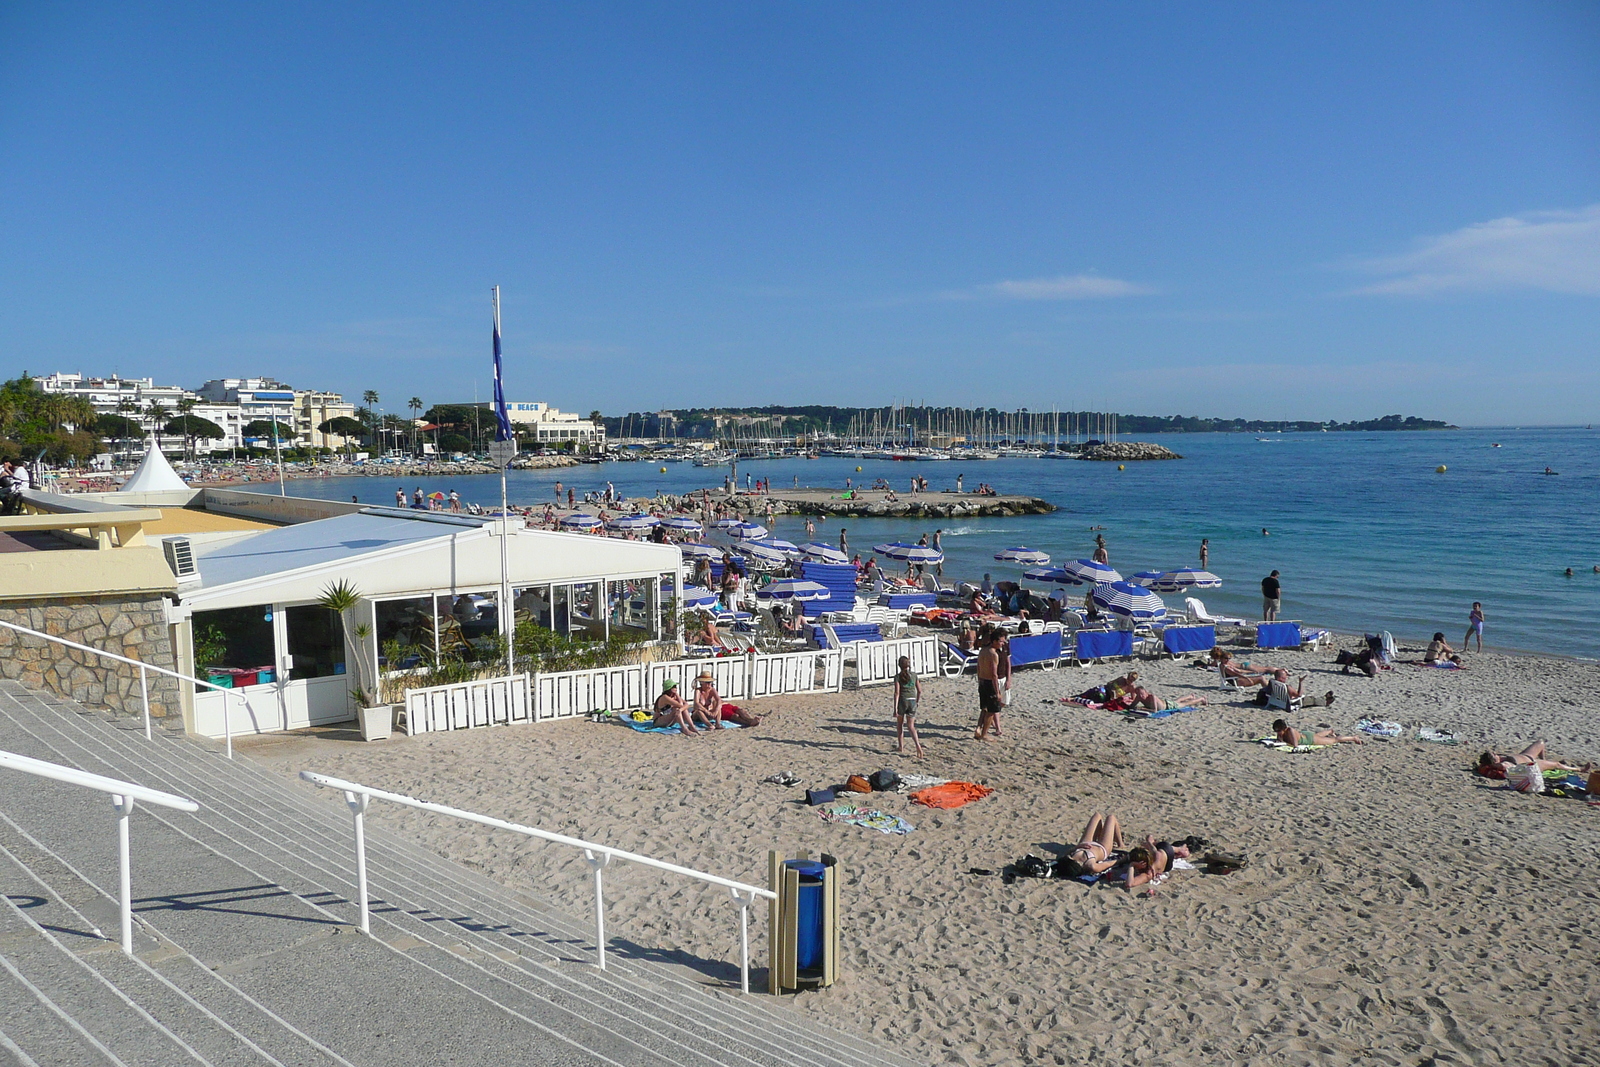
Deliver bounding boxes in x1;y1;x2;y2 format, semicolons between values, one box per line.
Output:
491;288;513;443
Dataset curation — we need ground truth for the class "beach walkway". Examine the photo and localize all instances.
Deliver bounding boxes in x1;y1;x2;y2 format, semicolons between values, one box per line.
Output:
0;679;918;1067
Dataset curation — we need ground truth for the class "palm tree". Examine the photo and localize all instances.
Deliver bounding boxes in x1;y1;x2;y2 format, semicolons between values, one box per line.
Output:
175;397;198;460
362;391;379;450
408;397;422;454
116;398;140;462
145;401;169;454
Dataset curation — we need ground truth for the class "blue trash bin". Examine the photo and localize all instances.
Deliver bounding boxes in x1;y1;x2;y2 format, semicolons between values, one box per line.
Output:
785;860;827;971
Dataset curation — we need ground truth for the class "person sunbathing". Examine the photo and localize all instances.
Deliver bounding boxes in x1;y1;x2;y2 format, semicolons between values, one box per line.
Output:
1268;669;1335;707
1273;719;1363;746
690;672;726;730
1213;649;1271;687
1056;812;1125;878
1478;742;1590;774
652;679;699;736
1424;633;1465;667
690;615;729;649
1109;835;1192;892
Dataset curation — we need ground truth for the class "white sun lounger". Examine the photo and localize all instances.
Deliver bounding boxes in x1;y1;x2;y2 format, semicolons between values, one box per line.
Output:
1186;597;1246;627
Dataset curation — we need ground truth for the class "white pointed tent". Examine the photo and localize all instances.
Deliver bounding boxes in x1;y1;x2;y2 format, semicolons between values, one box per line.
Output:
119;442;190;493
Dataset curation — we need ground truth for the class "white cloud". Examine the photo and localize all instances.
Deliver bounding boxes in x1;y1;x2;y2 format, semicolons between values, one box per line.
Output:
950;273;1157;301
1352;205;1600;296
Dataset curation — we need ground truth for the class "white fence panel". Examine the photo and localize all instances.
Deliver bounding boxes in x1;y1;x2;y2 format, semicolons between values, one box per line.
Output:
646;656;750;703
854;636;941;686
533;664;646;722
820;648;844;691
749;649;841;698
405;674;531;735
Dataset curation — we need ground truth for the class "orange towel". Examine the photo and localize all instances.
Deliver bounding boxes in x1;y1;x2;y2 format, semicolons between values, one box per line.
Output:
909;781;994;809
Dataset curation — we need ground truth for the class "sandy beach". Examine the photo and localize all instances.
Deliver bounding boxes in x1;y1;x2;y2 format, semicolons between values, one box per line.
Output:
248;637;1600;1066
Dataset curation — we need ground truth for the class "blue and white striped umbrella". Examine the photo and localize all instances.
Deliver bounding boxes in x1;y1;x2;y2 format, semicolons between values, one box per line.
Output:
1149;567;1222;592
606;513;659;532
756;579;830;602
799;541;849;564
677;586;720;608
735;539;797;566
873;542;944;564
1061;559;1121;584
994;547;1050;564
559;513;603;530
723;521;769;540
1128;570;1167;587
679;542;723;560
1022;566;1077;584
1090;581;1167;620
659;516;703;534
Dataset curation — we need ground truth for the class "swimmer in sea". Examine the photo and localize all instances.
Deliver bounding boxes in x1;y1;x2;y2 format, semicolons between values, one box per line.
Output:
1261;528;1270;536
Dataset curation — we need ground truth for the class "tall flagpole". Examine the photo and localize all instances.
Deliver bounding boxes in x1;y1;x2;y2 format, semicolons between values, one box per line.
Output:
492;287;515;674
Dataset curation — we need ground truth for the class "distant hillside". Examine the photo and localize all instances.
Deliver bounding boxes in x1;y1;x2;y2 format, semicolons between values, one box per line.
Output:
600;406;1456;438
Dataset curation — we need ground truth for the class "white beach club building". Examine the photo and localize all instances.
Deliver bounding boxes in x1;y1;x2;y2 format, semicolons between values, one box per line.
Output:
171;509;682;739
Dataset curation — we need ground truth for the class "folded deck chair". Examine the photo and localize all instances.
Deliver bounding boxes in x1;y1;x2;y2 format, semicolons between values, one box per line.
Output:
1186;597;1245;627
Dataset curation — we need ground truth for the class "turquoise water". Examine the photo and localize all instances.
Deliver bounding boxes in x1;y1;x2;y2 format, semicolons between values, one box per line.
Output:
287;427;1600;657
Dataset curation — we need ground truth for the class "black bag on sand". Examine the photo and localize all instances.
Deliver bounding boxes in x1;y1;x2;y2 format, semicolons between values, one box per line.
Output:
805;788;836;806
1200;851;1247;871
870;769;899;792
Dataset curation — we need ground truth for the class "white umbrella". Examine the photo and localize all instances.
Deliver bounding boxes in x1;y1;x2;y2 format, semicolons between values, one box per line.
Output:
678;586;719;608
679;542;722;560
1128;570;1167;587
723;521;769;540
606;513;658;532
1061;559;1121;584
659;516;703;534
799;542;849;564
559;513;603;530
734;540;793;566
1022;566;1076;584
873;542;944;564
994;547;1050;564
756;579;830;602
1150;567;1222;593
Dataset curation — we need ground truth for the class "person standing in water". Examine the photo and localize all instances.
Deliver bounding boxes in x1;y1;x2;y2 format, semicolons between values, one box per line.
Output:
1261;570;1281;622
1199;538;1209;569
1465;602;1485;652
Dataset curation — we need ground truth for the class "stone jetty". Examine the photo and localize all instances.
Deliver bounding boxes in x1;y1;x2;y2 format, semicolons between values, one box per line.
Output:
1079;441;1183;461
703;487;1054;518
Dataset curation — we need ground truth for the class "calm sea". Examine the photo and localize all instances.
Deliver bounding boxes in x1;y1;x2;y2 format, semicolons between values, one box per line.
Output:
284;427;1600;658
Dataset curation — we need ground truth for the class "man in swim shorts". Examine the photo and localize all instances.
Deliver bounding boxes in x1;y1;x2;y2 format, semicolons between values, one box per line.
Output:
975;635;1002;741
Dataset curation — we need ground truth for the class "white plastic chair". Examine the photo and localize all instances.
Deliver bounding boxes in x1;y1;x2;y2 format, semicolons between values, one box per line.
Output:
1186;597;1245;627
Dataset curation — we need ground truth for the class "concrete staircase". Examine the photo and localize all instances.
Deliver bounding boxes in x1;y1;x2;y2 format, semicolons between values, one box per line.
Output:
0;681;920;1067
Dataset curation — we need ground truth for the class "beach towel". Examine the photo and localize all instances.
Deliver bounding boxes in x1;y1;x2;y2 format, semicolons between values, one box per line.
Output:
1416;725;1459;744
1249;736;1327;754
1127;704;1202;720
1355;719;1404;737
909;781;994;809
818;804;913;835
625;720;744;735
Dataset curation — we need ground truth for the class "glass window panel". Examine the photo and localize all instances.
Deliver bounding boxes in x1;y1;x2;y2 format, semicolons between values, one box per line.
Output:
285;604;344;681
376;597;434;667
192;606;274;678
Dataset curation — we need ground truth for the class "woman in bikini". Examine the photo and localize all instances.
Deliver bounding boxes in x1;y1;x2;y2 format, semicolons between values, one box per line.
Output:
1109;835;1192;892
1056;812;1124;878
1478;742;1590;775
651;680;699;736
1213;649;1271;687
1272;719;1364;746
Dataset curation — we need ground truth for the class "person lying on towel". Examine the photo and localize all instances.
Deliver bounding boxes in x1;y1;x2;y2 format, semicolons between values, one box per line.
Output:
1273;719;1364;747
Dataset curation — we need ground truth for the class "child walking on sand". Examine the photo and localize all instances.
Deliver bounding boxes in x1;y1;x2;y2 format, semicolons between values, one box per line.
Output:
1465;602;1485;652
892;656;924;756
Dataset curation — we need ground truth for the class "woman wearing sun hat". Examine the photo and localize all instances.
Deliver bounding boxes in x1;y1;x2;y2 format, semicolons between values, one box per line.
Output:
691;672;726;731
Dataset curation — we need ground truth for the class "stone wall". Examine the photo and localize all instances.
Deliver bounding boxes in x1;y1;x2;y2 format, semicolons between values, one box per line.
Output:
0;596;179;717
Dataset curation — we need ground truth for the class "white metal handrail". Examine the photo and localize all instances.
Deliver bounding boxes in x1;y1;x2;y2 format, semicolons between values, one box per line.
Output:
0;617;242;759
0;749;199;953
299;770;777;993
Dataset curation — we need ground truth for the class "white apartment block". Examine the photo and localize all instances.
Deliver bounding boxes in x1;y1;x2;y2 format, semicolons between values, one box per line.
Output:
495;402;606;445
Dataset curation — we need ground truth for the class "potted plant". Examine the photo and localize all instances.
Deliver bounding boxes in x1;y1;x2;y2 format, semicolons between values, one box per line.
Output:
317;579;390;740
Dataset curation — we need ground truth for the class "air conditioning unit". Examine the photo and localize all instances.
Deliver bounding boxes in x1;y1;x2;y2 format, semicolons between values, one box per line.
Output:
162;537;197;578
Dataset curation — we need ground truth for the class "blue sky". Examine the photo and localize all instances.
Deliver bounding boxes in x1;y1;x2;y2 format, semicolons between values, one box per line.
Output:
2;3;1597;424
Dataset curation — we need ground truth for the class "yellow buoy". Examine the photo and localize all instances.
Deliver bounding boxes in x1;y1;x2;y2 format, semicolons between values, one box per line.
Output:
856;466;862;472
1436;465;1447;473
659;466;667;473
1118;464;1125;470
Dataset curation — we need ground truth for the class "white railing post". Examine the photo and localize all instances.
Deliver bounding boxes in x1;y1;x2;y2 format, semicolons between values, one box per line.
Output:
730;887;758;994
344;790;371;934
111;794;134;953
138;664;150;741
226;692;236;760
583;848;611;969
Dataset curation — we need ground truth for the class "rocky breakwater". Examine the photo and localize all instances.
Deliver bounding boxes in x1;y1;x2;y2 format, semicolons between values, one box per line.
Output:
1080;441;1182;461
746;489;1055;519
